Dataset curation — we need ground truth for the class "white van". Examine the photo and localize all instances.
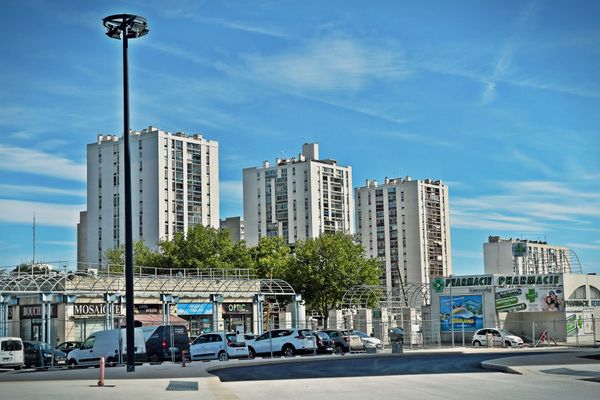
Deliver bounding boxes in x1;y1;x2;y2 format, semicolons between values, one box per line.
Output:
67;328;146;367
0;337;24;369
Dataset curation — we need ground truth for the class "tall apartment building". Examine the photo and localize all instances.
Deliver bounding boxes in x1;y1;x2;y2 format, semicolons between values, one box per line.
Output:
484;236;572;275
243;143;354;246
355;177;452;292
220;217;244;244
83;126;219;269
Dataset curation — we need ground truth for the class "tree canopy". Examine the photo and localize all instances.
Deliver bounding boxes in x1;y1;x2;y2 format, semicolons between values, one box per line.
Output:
286;232;381;325
103;228;380;325
249;236;293;279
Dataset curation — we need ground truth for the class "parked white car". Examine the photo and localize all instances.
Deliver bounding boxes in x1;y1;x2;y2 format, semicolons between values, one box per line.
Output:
189;332;249;361
67;328;147;367
350;330;383;350
0;337;24;369
246;329;316;358
471;328;524;347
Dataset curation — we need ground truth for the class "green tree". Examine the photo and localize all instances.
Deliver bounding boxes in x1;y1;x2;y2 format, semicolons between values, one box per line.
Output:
157;224;251;270
250;236;293;279
288;232;380;327
105;240;158;273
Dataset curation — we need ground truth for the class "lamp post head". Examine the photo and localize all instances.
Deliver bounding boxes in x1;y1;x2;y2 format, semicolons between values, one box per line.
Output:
102;14;149;40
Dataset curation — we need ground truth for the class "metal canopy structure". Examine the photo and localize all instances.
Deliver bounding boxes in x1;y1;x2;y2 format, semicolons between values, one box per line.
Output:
0;270;295;298
260;279;296;296
341;282;430;311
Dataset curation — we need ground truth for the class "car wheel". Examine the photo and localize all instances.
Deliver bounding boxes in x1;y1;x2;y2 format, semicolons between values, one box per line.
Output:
217;351;229;361
504;341;511;347
13;365;22;371
282;344;295;357
473;340;481;347
247;347;256;359
334;344;345;354
149;353;160;363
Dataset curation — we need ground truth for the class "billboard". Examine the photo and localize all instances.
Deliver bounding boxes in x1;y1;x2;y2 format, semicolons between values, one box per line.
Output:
495;286;564;313
440;294;483;332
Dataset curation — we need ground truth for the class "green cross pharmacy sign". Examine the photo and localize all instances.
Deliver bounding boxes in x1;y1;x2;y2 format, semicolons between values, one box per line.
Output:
432;278;445;293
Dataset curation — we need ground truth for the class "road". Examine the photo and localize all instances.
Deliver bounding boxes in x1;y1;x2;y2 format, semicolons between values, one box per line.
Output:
0;350;546;382
210;352;535;381
1;350;598;400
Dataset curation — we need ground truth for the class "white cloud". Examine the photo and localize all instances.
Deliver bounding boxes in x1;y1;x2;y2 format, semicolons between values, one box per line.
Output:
0;145;86;182
245;38;410;91
220;180;243;203
0;184;85;198
451;180;600;231
510;150;555;177
0;199;84;227
566;241;600;250
480;0;540;104
200;17;290;39
37;240;77;247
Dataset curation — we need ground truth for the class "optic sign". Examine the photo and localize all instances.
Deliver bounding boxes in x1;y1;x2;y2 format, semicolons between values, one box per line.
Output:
20;304;58;319
222;303;253;315
74;304;123;316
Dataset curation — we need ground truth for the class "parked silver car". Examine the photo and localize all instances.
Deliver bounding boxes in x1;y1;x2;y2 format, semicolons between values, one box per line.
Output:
190;332;249;361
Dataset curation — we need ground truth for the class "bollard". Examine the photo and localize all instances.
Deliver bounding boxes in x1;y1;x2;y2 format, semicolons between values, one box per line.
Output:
181;350;187;367
98;356;105;387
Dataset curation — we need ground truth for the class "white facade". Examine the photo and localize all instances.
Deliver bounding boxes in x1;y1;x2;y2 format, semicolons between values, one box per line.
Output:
484;236;572;275
355;177;452;291
243;143;354;246
84;126;219;269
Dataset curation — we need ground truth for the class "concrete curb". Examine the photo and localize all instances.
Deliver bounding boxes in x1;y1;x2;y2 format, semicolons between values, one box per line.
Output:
480;360;523;375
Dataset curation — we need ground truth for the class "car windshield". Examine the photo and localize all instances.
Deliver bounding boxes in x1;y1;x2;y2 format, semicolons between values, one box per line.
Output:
317;332;330;339
352;331;370;338
499;329;514;336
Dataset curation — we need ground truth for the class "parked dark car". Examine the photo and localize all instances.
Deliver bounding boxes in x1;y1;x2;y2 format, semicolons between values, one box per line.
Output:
55;341;82;355
314;331;334;354
23;341;67;368
142;325;190;362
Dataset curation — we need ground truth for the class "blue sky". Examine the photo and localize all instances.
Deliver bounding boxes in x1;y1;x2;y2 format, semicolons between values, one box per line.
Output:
0;0;599;275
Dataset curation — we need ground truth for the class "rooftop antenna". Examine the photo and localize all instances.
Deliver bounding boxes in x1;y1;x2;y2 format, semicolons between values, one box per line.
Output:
32;212;36;265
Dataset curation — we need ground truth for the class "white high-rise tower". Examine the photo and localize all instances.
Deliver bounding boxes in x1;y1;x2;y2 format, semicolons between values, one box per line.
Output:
355;177;452;291
243;143;354;246
82;126;219;269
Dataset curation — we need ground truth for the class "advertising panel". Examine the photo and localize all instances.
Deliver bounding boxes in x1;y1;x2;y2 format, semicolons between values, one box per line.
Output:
566;312;583;337
440;294;483;332
177;303;213;315
495;286;564;313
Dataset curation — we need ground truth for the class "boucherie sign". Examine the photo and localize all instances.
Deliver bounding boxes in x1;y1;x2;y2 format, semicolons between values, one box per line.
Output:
20;304;58;319
74;303;123;316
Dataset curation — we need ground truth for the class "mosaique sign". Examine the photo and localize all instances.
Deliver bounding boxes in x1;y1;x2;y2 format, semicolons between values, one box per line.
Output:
74;304;122;316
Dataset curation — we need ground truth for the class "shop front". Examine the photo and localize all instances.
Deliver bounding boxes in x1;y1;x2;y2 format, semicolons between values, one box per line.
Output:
431;273;600;344
222;303;253;334
72;303;123;341
177;303;213;337
19;304;59;342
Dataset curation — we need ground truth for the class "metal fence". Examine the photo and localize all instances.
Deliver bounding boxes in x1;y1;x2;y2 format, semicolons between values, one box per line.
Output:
3;313;599;351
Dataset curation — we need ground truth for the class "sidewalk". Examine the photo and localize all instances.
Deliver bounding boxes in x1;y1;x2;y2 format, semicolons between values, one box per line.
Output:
481;347;600;381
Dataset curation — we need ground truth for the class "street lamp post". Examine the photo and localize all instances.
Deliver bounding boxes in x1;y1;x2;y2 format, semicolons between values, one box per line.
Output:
102;14;149;373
